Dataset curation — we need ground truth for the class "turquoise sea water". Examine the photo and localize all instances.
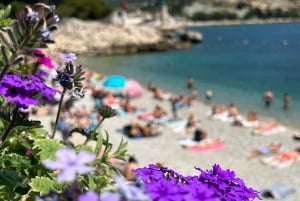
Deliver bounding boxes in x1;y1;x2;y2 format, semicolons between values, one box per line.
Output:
80;22;300;128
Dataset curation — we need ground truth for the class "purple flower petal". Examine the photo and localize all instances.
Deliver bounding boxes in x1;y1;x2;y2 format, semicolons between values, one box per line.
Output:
100;192;120;201
78;191;99;201
43;160;66;170
57;167;77;182
76;151;96;164
59;53;77;62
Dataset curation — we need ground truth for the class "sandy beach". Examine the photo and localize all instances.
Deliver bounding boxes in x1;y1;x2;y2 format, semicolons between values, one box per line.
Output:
36;76;300;201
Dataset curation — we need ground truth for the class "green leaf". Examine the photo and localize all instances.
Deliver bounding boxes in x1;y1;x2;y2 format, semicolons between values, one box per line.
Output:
95;130;103;156
0;169;26;200
0;5;11;20
33;139;63;160
0;153;31;169
27;128;48;139
30;176;55;195
75;144;94;153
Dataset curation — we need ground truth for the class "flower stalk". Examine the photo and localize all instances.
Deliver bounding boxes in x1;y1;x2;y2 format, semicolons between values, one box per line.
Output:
50;88;66;139
0;109;18;146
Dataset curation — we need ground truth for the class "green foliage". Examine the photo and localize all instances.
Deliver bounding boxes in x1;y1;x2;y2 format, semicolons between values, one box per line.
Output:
0;3;131;200
30;176;56;195
0;169;26;200
0;153;31;169
0;4;13;29
56;0;114;20
33;139;64;160
192;11;238;21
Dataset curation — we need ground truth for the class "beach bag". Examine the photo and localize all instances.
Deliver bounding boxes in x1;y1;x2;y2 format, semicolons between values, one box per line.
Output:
261;184;295;200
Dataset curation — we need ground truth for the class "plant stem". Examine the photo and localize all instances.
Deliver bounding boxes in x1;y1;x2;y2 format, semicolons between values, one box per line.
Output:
93;117;105;133
83;117;105;145
0;109;18;145
0;52;17;82
50;88;66;139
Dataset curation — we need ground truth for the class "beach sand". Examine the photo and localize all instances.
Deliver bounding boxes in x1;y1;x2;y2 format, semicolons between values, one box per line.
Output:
37;83;300;201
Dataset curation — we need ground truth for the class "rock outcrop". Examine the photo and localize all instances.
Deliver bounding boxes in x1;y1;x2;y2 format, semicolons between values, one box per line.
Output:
51;18;193;56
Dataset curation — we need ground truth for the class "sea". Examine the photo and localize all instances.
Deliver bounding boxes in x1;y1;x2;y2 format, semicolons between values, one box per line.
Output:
80;22;300;129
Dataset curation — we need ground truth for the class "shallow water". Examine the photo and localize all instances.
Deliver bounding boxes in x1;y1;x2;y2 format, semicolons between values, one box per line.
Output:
80;22;300;128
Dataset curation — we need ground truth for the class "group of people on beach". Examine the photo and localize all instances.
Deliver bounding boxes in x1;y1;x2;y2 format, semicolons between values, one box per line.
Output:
29;69;300;184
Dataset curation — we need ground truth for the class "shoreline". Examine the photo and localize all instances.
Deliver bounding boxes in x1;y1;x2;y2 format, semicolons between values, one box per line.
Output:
185;18;300;27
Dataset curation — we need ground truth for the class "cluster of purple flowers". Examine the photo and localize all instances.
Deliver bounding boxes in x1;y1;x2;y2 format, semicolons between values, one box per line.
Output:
0;74;58;109
134;164;260;201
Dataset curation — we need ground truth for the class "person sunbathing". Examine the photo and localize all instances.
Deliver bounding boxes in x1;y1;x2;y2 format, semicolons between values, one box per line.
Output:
185;113;198;134
193;127;208;142
272;148;300;163
248;143;281;159
126;118;158;138
210;105;227;116
119;98;137;113
254;121;278;133
152;105;167;119
262;148;300;168
228;103;239;118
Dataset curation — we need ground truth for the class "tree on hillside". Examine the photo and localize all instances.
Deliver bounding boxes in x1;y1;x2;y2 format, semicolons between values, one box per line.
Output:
56;0;114;20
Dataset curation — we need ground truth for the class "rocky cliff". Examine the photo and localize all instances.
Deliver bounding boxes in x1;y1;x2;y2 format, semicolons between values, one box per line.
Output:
51;18;192;56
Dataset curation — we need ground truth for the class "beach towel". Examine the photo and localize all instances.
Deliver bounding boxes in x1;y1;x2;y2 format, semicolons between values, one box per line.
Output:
241;120;259;128
207;111;243;123
252;125;286;136
138;112;171;125
261;152;300;168
179;138;225;153
166;120;187;133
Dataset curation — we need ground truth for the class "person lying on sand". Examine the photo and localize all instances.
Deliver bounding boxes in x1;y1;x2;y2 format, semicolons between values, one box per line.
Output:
271;148;300;163
248;143;281;159
253;121;279;134
152;105;167;119
126;118;158;138
262;148;300;168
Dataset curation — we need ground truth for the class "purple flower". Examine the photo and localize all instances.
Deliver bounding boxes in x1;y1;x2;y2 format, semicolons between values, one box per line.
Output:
115;176;150;201
100;192;121;201
56;68;74;88
59;53;77;62
40;28;52;42
134;164;260;201
78;191;100;201
26;11;39;24
0;74;58;109
43;148;95;182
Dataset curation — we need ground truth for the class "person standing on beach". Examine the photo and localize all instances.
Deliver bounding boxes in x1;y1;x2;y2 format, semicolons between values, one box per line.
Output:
283;93;291;110
263;90;274;108
186;76;194;89
205;89;213;104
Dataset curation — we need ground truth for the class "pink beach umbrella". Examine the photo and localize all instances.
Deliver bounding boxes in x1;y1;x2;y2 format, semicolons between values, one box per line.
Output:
125;79;144;98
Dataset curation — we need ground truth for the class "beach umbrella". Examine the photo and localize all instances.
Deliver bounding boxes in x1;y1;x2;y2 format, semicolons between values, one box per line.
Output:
103;75;127;88
125;79;144;98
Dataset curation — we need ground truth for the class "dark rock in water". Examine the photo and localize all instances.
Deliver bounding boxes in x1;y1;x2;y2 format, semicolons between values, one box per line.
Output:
180;31;203;43
94;40;191;56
